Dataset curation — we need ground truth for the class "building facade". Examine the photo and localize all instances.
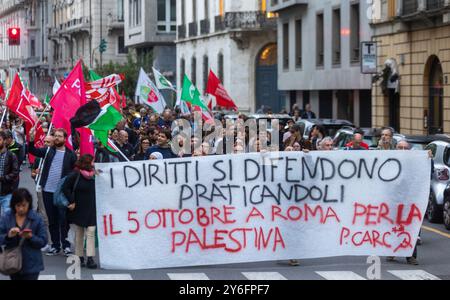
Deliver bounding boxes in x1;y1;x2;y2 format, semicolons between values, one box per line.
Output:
124;0;177;103
269;0;373;127
176;0;279;113
0;0;52;98
371;0;450;135
50;0;128;79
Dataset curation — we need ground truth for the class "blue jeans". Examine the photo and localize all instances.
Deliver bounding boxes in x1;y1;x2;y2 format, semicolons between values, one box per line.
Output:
0;194;12;216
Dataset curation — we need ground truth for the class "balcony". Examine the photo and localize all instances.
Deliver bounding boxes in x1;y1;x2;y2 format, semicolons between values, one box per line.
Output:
215;11;277;32
398;0;450;23
178;25;186;39
215;15;225;32
200;19;210;35
60;17;90;35
188;22;198;37
107;14;124;33
268;0;308;13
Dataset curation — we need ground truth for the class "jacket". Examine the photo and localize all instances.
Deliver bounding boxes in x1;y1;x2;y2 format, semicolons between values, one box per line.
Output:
0;150;19;196
0;210;47;275
63;171;96;227
8;141;24;167
28;141;77;191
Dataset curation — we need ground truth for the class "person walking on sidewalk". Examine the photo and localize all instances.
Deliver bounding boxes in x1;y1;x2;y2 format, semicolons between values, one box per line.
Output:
28;128;76;257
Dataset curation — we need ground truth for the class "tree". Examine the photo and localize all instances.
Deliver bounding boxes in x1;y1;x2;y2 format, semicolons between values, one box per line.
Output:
93;51;153;98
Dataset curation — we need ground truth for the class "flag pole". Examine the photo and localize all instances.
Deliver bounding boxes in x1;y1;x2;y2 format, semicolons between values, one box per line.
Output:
107;138;130;162
31;102;51;132
0;107;7;128
35;122;53;191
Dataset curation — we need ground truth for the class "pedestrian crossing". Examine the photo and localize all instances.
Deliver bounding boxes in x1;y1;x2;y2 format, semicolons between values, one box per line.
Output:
33;269;441;280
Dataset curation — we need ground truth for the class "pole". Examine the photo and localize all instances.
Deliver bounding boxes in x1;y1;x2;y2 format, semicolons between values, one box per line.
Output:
0;107;7;128
108;138;130;162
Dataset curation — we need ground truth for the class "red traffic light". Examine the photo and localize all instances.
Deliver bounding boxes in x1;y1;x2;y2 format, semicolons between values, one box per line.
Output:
8;27;20;45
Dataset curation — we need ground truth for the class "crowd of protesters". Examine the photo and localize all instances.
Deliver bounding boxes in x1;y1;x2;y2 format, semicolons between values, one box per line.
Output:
0;101;426;280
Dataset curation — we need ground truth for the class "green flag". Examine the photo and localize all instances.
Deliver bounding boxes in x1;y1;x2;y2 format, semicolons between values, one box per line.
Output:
44;94;50;105
89;70;102;81
181;75;208;111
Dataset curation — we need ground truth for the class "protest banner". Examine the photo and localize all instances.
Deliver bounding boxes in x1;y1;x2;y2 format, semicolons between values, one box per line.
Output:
95;151;431;270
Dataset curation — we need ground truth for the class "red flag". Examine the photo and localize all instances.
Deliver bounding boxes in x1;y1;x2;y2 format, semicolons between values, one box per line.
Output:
50;61;94;155
121;90;127;109
28;122;46;165
205;70;238;111
6;74;38;128
0;82;5;100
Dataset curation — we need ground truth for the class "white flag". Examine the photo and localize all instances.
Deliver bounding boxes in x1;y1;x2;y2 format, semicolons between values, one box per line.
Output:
52;78;61;96
135;68;167;113
152;67;175;91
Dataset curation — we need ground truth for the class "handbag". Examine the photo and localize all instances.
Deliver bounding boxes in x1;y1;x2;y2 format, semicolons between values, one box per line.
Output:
53;173;81;208
0;221;31;276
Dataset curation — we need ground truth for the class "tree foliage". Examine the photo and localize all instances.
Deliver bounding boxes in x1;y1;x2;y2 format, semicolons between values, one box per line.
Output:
92;51;153;98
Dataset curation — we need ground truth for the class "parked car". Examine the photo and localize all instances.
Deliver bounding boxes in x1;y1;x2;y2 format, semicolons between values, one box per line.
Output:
333;127;404;149
425;141;450;223
297;119;355;141
223;113;293;132
442;183;450;230
403;134;450;150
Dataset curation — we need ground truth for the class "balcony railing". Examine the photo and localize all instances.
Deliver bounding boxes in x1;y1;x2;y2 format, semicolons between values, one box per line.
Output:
215;11;277;32
402;0;419;15
189;22;198;37
200;19;210;35
178;24;186;39
224;11;277;30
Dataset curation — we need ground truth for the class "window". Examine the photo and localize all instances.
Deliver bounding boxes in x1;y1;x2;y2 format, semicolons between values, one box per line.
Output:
295;19;302;68
218;52;224;84
193;0;197;22
157;0;176;32
31;39;36;57
282;23;289;70
118;36;128;54
316;12;324;67
219;0;224;16
203;55;209;92
204;0;209;19
191;56;197;86
180;58;185;86
117;0;124;21
332;8;341;65
350;2;360;63
129;0;141;27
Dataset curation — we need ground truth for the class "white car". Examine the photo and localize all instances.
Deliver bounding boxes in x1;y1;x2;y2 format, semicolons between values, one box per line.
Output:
425;141;450;223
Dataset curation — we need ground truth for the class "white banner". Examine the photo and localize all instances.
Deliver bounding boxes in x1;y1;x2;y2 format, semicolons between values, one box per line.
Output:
95;151;431;270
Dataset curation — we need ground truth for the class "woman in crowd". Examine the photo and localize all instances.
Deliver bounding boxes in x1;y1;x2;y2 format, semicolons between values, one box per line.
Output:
63;154;97;269
0;189;47;280
135;137;151;161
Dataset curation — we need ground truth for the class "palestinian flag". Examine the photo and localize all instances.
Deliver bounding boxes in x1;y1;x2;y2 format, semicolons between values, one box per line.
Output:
71;100;123;153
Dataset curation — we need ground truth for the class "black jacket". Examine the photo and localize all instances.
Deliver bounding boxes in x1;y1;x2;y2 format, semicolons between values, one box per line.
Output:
8;141;24;167
63;171;96;227
28;141;77;190
0;150;19;196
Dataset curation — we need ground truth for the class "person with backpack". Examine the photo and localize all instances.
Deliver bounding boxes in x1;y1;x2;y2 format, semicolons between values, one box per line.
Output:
0;189;47;280
62;154;97;269
28;128;77;257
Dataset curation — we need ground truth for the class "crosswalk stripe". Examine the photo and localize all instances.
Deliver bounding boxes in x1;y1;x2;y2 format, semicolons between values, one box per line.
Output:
241;272;287;280
316;271;366;280
167;273;210;280
38;275;56;280
388;270;441;280
92;274;133;280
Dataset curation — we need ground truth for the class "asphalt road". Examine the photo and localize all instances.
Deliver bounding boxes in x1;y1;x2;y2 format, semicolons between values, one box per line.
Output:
1;167;449;280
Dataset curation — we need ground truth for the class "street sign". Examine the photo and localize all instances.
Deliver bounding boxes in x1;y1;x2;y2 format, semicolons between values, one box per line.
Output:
361;41;378;74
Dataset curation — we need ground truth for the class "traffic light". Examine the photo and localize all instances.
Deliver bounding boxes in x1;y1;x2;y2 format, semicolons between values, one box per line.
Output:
99;38;108;53
8;27;20;46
